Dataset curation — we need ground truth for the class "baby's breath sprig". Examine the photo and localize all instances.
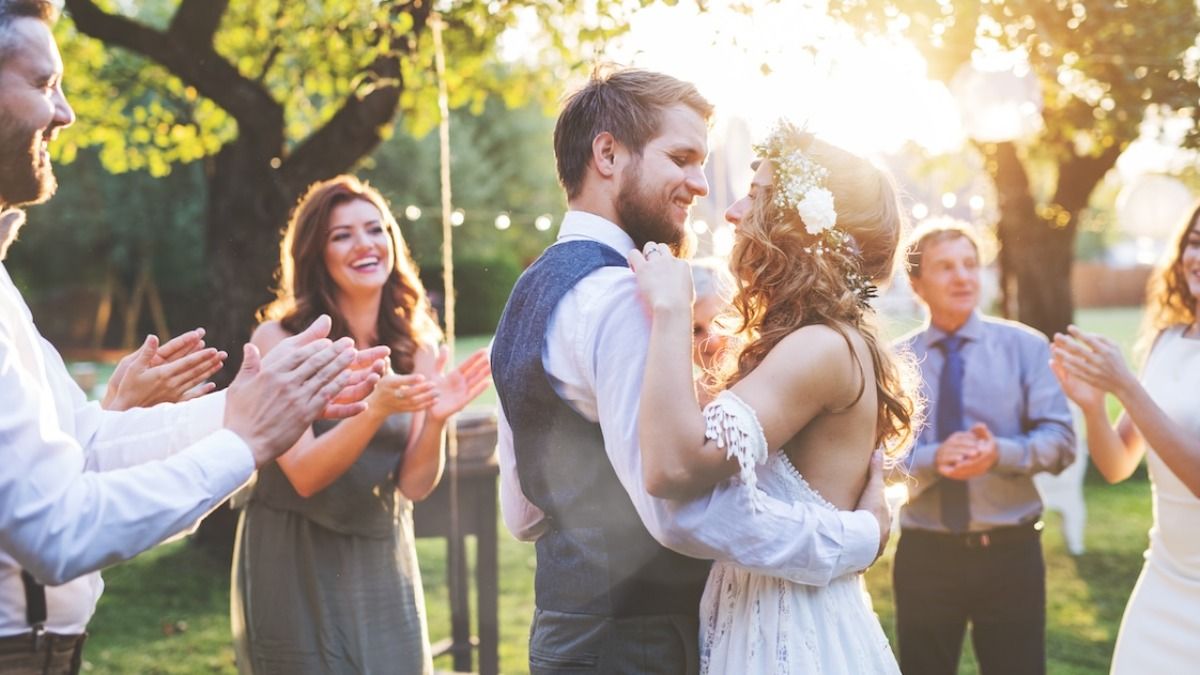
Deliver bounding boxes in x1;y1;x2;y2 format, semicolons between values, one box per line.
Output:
755;121;876;310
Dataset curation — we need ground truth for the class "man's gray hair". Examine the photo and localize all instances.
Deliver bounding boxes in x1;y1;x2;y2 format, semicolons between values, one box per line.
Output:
0;0;58;67
691;257;735;303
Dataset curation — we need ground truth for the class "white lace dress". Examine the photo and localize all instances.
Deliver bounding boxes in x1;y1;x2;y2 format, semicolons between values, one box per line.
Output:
698;391;900;675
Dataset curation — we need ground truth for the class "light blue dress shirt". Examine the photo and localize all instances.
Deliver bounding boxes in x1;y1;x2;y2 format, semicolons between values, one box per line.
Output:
896;312;1075;533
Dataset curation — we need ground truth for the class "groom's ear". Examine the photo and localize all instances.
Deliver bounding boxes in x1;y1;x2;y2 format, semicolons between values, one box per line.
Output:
591;132;620;178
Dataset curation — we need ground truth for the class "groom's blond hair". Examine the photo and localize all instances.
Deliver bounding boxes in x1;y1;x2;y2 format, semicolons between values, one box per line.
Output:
554;65;712;200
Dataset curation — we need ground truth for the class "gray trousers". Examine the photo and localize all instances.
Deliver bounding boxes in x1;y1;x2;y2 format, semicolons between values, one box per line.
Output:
528;608;700;674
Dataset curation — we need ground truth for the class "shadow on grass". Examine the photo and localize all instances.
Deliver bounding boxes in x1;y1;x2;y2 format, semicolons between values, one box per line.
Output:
87;541;238;674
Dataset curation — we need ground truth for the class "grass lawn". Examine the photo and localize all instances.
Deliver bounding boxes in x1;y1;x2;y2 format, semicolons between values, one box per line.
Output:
81;479;1152;674
80;307;1151;674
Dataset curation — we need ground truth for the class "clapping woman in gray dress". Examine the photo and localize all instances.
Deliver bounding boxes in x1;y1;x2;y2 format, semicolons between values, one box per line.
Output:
231;175;491;675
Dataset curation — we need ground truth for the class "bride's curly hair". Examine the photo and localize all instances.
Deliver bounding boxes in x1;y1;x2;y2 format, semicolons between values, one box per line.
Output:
721;137;922;461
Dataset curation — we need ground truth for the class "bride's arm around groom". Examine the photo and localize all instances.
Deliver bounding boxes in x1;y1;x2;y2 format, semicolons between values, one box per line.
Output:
499;262;889;585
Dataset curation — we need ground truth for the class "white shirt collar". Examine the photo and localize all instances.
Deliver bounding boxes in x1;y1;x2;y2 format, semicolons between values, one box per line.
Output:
555;210;635;256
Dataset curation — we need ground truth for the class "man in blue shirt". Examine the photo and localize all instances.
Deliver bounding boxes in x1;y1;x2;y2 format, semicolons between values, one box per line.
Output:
894;219;1075;675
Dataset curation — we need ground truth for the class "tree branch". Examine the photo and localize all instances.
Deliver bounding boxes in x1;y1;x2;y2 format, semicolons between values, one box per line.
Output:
1054;144;1124;215
166;0;228;51
63;0;284;155
279;2;430;193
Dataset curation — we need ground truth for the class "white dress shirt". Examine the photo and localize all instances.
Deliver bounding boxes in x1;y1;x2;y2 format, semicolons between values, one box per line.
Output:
497;211;879;586
0;264;255;635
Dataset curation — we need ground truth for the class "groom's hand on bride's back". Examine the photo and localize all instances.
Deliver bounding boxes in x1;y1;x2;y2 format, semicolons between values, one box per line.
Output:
855;450;892;561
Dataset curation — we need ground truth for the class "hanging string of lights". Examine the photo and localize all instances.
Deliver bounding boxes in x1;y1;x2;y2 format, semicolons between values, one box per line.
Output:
395;205;559;231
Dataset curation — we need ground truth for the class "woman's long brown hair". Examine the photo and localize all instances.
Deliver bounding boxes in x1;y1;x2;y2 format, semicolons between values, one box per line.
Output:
259;175;442;374
721;139;922;461
1138;201;1200;360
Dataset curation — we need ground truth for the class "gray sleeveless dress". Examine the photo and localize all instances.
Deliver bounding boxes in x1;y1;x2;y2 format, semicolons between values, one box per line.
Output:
231;413;432;675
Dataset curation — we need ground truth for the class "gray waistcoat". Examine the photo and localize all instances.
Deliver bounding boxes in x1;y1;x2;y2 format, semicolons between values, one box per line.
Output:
491;240;710;617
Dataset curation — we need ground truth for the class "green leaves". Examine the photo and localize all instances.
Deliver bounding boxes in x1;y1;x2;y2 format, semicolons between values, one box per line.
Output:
57;0;662;177
828;0;1200;157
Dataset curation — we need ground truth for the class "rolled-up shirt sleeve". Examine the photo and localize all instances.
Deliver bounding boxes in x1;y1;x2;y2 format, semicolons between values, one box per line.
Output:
496;400;548;541
586;275;879;586
0;340;255;585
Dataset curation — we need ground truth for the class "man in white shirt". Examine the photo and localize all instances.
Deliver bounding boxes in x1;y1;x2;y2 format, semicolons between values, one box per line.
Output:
0;3;385;671
491;66;890;673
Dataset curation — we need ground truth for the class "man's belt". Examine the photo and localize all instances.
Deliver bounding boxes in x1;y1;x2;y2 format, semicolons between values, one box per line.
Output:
902;520;1043;549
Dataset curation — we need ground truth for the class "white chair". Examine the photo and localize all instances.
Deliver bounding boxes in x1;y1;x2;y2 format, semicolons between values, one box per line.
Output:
1032;405;1088;555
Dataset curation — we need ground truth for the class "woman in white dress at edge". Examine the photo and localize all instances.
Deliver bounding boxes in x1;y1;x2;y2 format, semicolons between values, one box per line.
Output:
1050;202;1200;674
628;123;922;675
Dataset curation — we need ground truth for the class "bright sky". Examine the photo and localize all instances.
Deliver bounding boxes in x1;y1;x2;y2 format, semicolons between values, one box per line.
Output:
606;1;965;160
497;0;1192;244
596;1;970;239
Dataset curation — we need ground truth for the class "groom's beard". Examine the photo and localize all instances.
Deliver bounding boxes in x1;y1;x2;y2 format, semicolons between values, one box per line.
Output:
616;161;691;258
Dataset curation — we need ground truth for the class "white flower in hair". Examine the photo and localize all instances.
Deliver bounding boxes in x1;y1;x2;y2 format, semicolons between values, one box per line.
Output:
755;120;878;311
797;186;836;235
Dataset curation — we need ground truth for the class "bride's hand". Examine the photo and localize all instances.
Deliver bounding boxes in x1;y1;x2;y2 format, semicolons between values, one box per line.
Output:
627;241;694;315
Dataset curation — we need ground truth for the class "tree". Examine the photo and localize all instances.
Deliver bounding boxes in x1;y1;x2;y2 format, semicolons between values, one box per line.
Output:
55;0;645;374
360;97;566;333
830;0;1200;336
52;0;652;555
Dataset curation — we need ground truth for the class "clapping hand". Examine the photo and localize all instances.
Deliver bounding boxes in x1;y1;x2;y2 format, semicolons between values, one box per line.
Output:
937;424;998;480
427;347;492;423
1050;326;1133;411
627;241;695;315
225;316;383;467
323;346;390;419
102;328;227;410
365;364;439;420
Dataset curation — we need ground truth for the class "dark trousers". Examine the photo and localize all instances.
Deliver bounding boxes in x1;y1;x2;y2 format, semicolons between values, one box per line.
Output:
528;607;699;675
893;526;1046;675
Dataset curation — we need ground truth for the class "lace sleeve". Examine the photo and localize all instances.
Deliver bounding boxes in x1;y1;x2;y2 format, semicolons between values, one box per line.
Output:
703;390;769;510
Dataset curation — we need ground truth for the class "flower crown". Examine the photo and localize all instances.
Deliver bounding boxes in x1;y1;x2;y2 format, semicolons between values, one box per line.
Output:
753;121;878;310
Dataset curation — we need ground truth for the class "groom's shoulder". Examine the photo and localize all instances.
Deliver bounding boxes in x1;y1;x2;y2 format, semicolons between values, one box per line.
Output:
573;264;640;314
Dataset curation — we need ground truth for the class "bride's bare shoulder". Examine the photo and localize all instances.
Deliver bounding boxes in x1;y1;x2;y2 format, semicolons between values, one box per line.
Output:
762;324;870;397
769;323;866;363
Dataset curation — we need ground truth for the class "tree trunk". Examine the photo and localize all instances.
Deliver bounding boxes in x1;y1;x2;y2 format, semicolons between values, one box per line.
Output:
985;142;1075;338
203;141;292;383
191;138;292;558
1010;222;1076;339
983;141;1124;339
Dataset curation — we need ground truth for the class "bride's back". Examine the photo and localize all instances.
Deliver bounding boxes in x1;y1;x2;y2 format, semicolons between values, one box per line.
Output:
778;326;880;511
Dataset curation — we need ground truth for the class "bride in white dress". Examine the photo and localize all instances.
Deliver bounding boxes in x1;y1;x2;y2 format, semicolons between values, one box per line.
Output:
1051;202;1200;674
629;123;921;674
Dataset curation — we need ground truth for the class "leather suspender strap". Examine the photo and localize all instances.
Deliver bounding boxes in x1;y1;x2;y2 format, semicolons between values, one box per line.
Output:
20;570;46;647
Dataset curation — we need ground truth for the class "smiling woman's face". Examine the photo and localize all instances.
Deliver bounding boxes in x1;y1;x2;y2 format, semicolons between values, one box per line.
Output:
322;198;396;297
